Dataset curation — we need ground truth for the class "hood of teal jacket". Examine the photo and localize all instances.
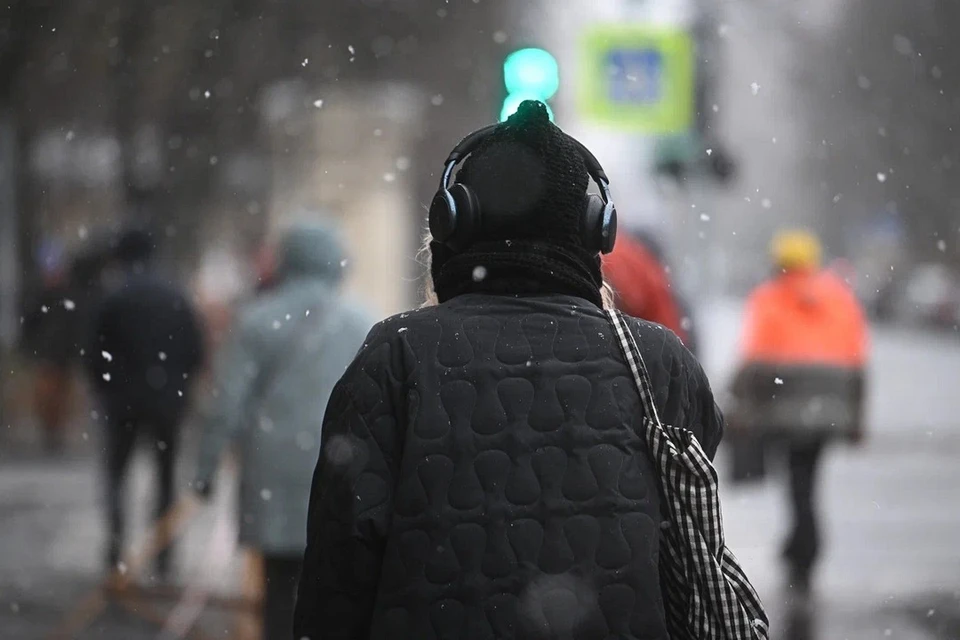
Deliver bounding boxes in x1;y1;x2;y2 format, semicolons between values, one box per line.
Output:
277;222;347;284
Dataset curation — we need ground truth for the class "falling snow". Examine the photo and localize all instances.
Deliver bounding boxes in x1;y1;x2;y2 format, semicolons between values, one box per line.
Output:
63;299;76;311
102;373;111;382
102;351;113;362
472;265;488;282
325;435;355;467
750;82;761;95
893;34;913;56
313;99;324;108
296;432;314;451
877;172;887;183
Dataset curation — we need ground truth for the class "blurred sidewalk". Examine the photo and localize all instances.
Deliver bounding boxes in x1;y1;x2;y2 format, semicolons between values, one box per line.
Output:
702;296;960;640
0;432;251;640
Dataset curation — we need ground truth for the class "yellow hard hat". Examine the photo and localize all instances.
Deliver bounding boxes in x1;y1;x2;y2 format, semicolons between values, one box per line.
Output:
771;230;822;270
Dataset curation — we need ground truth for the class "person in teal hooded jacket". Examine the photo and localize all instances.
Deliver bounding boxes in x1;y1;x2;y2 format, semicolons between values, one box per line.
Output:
193;221;375;640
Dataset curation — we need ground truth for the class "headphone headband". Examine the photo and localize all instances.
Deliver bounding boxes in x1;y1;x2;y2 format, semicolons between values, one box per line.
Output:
439;125;611;203
429;119;618;255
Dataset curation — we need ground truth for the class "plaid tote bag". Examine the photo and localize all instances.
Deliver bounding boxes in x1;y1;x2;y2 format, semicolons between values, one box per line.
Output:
607;310;769;640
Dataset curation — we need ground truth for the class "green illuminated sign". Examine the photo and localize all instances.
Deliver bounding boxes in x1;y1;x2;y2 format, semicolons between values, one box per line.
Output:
501;47;558;122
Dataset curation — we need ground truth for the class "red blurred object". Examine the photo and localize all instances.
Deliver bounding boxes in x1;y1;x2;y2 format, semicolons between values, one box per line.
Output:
740;268;869;368
602;233;688;344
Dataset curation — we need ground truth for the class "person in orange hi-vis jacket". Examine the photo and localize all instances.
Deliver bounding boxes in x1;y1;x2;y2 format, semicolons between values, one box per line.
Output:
603;230;690;347
732;229;869;594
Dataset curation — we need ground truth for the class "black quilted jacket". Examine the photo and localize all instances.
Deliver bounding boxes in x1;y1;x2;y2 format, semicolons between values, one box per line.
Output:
295;293;724;640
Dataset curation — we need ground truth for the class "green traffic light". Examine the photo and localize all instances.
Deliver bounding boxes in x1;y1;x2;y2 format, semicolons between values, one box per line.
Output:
500;94;555;123
503;48;559;101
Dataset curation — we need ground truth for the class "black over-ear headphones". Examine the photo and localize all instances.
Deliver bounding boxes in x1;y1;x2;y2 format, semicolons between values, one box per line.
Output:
428;124;618;255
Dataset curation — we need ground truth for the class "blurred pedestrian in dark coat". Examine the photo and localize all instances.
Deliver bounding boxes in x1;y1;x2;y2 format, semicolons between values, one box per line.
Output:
85;227;206;577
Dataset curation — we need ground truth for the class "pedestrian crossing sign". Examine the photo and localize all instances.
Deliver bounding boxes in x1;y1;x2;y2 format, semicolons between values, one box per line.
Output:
578;25;694;133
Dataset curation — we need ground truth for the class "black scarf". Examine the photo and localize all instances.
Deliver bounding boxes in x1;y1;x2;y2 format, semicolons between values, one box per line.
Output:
431;240;604;308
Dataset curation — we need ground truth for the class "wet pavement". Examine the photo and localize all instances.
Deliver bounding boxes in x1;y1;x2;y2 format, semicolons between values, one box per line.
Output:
1;298;958;639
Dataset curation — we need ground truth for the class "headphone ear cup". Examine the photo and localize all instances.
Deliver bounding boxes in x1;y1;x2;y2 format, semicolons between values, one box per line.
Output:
446;183;481;251
428;189;458;244
582;195;618;254
582;195;606;254
602;203;618;254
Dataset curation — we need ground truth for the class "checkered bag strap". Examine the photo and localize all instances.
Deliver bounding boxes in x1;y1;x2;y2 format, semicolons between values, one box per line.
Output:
607;310;770;640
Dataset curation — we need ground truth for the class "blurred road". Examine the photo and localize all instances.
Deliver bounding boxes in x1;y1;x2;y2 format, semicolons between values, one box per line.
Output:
1;297;958;639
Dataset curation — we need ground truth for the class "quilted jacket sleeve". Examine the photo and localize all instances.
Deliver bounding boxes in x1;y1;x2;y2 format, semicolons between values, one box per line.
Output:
295;324;404;640
670;337;723;460
636;322;725;461
682;346;725;460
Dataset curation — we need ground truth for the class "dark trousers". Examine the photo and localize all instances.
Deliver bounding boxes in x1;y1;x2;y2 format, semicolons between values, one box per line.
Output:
262;555;302;640
782;440;826;575
104;415;179;577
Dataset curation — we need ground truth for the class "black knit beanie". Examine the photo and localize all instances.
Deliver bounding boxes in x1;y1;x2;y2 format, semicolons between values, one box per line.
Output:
455;100;590;247
430;100;604;307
